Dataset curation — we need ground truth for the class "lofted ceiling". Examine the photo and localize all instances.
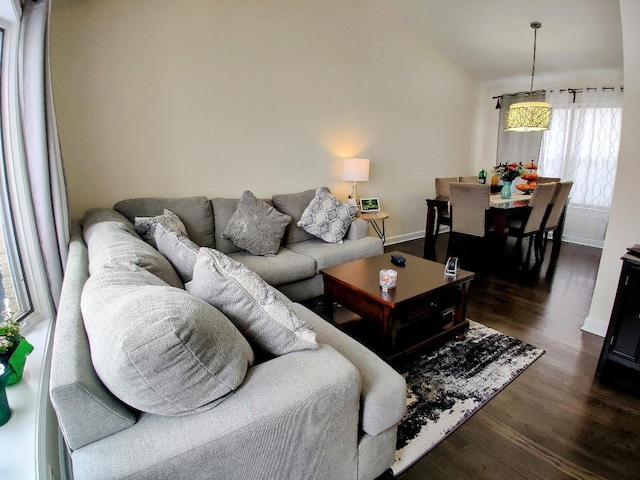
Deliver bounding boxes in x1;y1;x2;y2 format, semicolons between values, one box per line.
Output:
381;0;623;89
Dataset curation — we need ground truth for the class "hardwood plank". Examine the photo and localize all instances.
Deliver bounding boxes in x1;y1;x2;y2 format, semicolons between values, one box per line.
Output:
381;236;640;480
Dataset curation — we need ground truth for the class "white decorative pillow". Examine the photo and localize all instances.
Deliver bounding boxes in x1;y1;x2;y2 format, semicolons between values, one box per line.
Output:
186;248;319;356
297;188;358;243
155;224;200;282
135;209;188;248
223;190;291;256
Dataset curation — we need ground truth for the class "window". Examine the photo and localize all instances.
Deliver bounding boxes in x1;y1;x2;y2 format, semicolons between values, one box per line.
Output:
0;28;31;320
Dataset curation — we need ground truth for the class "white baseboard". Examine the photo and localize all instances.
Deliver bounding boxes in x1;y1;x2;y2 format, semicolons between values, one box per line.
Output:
581;316;608;337
384;231;424;246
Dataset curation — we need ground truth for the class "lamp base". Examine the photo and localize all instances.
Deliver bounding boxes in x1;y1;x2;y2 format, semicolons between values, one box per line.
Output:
350;182;361;208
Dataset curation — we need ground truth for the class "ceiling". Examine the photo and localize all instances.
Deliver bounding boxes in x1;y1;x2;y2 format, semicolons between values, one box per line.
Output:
382;0;623;89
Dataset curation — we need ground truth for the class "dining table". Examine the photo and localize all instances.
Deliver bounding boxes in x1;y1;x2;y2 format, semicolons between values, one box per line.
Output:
423;192;534;260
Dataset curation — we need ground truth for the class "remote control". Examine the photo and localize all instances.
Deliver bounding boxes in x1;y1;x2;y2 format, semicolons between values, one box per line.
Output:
391;254;406;266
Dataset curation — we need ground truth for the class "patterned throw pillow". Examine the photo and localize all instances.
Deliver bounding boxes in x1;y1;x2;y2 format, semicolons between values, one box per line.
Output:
134;209;188;248
223;190;291;256
186;248;318;356
297;188;358;243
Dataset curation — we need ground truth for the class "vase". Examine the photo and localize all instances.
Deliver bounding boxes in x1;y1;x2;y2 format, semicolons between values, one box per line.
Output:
1;338;34;386
500;181;512;199
0;361;13;427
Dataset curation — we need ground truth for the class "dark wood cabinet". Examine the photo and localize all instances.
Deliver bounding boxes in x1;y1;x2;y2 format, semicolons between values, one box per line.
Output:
597;249;640;379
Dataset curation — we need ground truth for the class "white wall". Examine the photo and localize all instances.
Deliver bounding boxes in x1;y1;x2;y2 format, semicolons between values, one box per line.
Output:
582;0;640;336
49;0;481;243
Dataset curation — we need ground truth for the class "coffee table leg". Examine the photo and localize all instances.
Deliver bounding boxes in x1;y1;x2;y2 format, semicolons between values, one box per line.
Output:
323;280;334;320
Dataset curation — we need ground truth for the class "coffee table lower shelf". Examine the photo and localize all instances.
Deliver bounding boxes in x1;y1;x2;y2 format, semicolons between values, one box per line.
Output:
325;299;469;361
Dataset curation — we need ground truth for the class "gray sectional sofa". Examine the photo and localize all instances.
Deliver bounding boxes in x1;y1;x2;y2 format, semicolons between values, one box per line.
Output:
50;189;407;480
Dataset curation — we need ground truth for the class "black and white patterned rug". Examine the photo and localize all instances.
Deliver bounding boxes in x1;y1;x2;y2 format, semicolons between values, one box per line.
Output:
390;320;544;476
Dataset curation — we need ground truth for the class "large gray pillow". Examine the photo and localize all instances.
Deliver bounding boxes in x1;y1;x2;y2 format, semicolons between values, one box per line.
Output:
81;265;254;416
155;224;200;283
297;188;358;243
223;190;291;256
83;217;184;288
271;187;330;245
186;248;318;356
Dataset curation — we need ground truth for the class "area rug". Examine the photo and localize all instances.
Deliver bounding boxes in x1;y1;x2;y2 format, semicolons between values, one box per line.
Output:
391;320;544;476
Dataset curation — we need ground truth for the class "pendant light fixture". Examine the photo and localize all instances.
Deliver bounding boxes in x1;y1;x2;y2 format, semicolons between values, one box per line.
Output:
505;21;552;132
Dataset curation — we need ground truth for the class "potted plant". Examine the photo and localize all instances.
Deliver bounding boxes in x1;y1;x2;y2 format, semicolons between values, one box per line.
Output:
0;309;34;386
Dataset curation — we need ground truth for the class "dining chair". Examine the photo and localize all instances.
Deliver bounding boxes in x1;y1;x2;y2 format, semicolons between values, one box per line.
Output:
536;176;561;184
434;177;458;238
447;183;491;267
458;176;479;184
539;181;574;261
506;182;556;269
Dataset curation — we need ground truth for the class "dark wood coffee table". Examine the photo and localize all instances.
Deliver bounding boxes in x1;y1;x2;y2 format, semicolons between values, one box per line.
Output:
320;251;475;360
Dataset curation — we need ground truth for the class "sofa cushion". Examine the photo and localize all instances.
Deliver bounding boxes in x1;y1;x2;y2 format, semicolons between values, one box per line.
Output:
155;224;200;283
288;236;384;272
81;265;254;416
271;187;330;245
297;188;358;243
223;190;291;256
114;196;215;247
228;247;317;286
134;209;187;248
83;208;138;237
82;210;184;288
186;248;319;356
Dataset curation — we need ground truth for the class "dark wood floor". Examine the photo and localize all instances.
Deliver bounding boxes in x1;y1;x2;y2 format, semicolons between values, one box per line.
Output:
382;235;640;480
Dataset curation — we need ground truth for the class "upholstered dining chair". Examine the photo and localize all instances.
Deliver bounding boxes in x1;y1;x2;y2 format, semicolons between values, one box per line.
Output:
506;182;557;268
458;176;479;184
536;176;561;184
447;183;491;265
434;177;458;238
539;181;574;261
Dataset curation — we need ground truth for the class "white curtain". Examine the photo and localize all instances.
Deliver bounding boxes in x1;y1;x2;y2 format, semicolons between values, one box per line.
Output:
539;88;623;246
20;0;69;310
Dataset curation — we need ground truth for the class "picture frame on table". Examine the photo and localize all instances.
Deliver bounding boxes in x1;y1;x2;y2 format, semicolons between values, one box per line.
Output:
360;198;380;212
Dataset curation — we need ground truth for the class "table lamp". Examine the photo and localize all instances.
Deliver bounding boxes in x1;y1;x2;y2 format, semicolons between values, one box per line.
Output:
342;158;370;207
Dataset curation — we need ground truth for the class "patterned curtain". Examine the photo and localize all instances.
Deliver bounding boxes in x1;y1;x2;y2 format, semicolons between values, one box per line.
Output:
538;88;623;246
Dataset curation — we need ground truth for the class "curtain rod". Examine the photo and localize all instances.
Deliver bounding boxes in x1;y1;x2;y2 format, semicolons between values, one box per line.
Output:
492;86;623;100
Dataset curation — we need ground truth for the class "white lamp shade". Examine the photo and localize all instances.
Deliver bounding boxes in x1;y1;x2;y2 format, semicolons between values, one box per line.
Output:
342;158;370;182
505;101;552;132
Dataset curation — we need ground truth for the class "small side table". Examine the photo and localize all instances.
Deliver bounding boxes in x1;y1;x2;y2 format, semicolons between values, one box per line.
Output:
358;211;389;243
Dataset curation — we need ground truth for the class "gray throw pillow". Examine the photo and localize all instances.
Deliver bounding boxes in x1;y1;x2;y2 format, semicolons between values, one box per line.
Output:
155;224;200;282
223;190;291;256
186;248;319;356
297;188;358;243
81;265;254;416
134;209;187;248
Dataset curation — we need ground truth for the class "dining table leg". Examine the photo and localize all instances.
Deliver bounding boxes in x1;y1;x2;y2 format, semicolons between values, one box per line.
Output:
423;201;438;259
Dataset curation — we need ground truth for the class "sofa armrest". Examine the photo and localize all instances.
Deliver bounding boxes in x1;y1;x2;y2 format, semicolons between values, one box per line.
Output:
292;304;407;436
70;346;362;480
50;221;137;451
345;218;369;240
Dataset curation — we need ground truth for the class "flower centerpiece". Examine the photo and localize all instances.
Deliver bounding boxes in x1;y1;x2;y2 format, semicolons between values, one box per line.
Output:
492;162;525;182
0;309;34;386
493;162;525;199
